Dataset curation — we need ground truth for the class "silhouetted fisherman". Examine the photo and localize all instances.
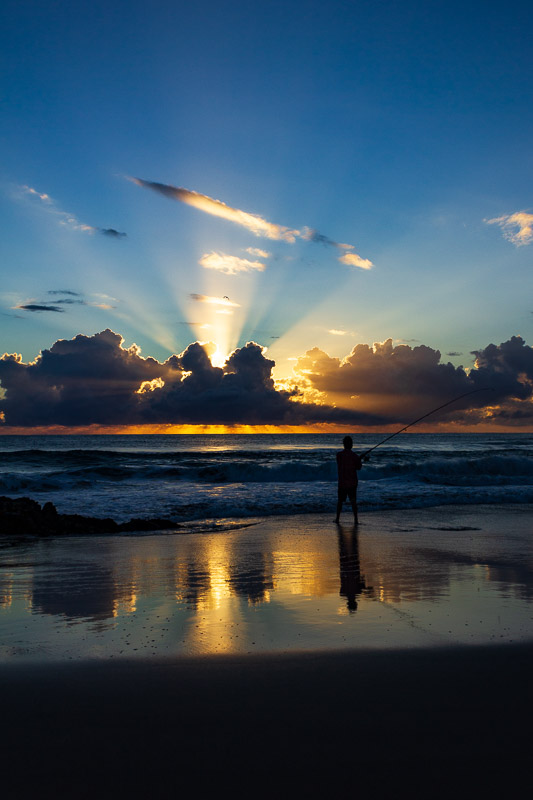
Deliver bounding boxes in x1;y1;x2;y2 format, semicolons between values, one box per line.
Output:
335;436;365;524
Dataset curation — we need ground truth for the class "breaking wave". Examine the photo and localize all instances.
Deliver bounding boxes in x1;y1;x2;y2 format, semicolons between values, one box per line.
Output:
1;433;532;521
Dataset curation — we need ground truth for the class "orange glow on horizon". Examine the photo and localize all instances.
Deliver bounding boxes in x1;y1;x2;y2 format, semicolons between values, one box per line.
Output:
1;421;532;435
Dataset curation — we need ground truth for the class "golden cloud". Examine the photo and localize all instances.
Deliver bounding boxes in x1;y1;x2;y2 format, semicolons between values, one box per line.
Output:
199;251;266;275
246;247;271;258
130;177;373;268
130;178;300;241
338;252;373;270
486;211;533;246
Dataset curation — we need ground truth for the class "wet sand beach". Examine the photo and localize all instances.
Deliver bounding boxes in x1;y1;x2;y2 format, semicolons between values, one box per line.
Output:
1;504;532;794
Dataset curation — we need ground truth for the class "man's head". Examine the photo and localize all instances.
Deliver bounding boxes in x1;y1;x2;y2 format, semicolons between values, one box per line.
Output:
342;435;353;450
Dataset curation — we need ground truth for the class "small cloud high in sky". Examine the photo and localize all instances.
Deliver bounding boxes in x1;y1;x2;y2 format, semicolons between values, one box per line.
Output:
18;185;126;238
16;303;65;313
131;176;372;269
199;251;266;275
190;294;241;307
130;177;301;242
486;212;533;246
1;1;532;430
11;290;116;316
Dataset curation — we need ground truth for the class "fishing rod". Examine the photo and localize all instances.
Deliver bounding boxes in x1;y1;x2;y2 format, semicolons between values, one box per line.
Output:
360;387;495;458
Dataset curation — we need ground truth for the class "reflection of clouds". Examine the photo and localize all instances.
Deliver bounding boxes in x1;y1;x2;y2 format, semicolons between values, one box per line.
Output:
416;547;533;602
32;562;116;623
358;539;449;604
485;563;533;601
227;550;275;605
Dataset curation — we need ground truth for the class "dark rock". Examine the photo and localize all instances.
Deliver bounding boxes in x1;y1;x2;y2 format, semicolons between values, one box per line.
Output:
0;497;180;537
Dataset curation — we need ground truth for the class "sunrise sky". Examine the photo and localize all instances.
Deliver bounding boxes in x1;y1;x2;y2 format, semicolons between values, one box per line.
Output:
1;0;532;431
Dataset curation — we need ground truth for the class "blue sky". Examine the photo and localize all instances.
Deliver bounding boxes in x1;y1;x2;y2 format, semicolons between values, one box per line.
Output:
1;0;532;428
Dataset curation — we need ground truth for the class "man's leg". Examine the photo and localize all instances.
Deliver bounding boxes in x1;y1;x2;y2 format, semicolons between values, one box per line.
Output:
335;487;345;523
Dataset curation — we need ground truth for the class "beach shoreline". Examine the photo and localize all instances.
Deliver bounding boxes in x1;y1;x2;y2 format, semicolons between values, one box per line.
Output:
1;502;532;794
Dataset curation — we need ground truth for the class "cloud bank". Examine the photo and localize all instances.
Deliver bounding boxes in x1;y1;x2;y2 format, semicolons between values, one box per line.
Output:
1;331;532;428
0;330;376;427
292;337;533;425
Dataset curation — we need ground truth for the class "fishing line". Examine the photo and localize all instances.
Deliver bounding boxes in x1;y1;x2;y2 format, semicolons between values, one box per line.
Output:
361;387;495;458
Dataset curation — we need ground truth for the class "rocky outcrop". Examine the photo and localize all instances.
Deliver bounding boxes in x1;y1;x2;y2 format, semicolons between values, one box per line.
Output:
0;496;180;536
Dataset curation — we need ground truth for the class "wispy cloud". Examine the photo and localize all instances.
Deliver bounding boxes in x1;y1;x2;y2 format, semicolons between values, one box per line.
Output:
100;228;127;238
89;292;117;309
15;303;65;313
328;329;350;336
303;226;373;270
302;228;352;249
338;252;373;270
20;185;126;238
130;177;373;269
246;247;271;258
189;293;241;307
485;211;533;246
12;289;116;314
130;178;299;242
199;251;266;275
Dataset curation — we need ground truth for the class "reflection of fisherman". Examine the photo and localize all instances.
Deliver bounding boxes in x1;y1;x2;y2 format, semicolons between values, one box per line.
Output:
335;436;365;524
337;524;367;612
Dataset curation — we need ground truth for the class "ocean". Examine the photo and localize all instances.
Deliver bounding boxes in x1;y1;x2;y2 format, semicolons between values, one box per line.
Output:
1;432;532;526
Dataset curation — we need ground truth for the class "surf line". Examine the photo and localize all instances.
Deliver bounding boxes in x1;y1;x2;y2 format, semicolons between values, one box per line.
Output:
361;387;495;458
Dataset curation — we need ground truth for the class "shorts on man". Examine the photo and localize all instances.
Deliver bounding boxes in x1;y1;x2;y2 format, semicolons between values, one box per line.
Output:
337;485;358;504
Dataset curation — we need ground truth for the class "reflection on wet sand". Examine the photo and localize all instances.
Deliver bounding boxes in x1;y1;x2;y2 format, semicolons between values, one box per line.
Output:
1;507;532;659
32;563;116;624
10;524;533;626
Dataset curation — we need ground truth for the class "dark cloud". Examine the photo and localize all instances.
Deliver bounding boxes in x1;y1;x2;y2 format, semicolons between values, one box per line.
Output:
0;330;162;426
100;228;127;238
14;293;86;313
54;299;86;305
141;341;375;425
1;331;531;428
302;228;347;249
293;337;533;425
446;351;463;357
16;304;65;313
0;330;378;427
